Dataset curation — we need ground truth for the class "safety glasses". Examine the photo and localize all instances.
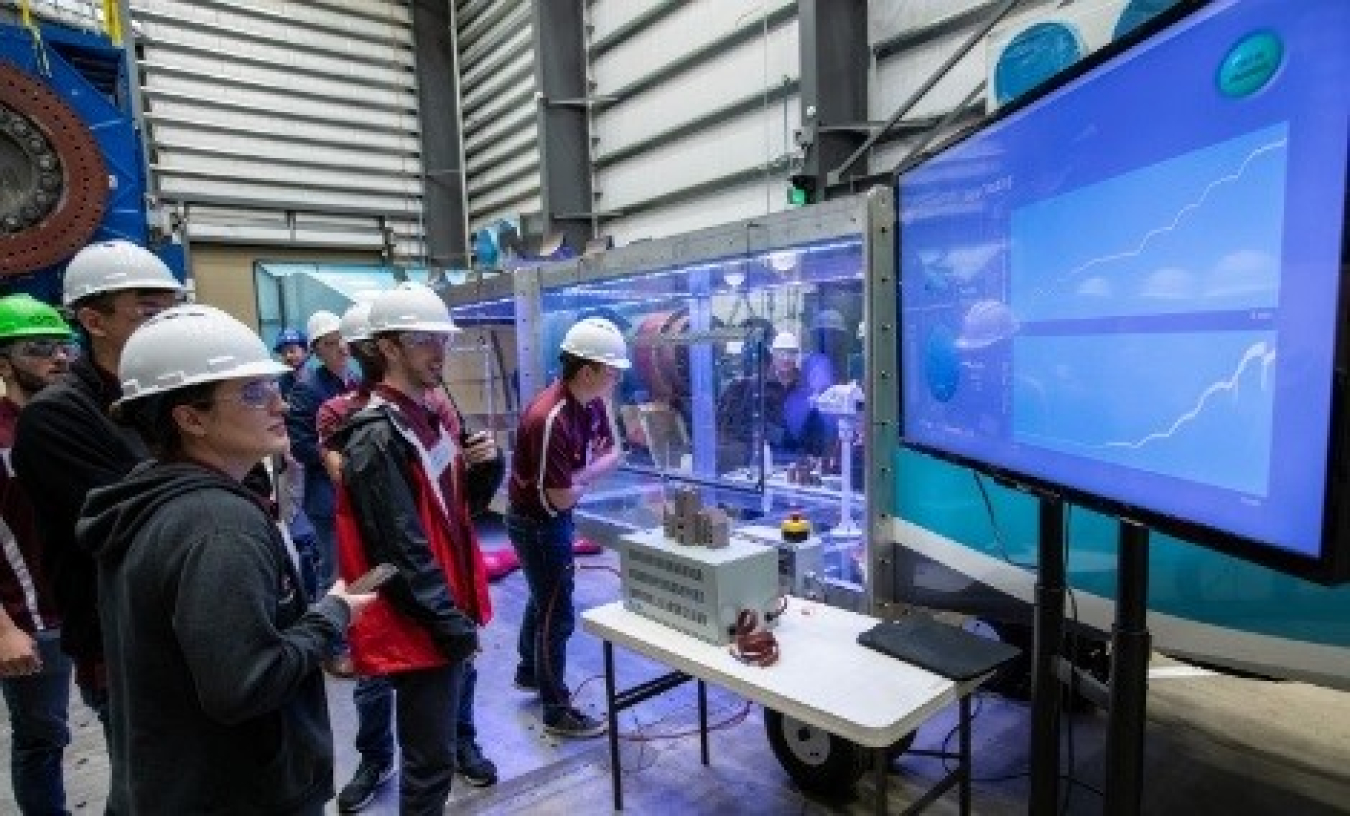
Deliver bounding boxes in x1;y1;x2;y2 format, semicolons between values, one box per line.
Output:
209;378;283;409
399;331;451;351
13;339;80;359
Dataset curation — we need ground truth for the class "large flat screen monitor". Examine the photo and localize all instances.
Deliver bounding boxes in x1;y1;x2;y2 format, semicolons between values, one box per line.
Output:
897;0;1350;583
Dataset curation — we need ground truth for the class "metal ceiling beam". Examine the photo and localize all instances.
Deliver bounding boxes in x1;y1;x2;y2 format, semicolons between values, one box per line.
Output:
532;0;593;253
797;0;870;200
414;0;470;269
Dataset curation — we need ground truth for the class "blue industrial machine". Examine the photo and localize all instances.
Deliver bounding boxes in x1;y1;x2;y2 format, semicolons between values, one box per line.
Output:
0;13;183;304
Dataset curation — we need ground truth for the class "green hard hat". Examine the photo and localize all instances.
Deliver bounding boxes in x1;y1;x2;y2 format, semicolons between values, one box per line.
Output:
0;295;75;341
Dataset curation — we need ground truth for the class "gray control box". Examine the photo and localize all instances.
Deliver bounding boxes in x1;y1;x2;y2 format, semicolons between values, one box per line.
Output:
736;524;825;598
615;528;780;645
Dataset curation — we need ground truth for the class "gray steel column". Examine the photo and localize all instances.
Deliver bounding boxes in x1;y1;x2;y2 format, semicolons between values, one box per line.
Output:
412;0;469;269
532;0;594;253
796;0;870;201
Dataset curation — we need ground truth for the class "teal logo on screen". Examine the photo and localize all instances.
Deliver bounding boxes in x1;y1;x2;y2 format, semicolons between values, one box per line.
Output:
1218;31;1283;97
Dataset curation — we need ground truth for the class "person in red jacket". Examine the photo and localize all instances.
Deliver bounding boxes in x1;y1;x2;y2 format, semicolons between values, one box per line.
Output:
320;302;501;809
332;283;496;815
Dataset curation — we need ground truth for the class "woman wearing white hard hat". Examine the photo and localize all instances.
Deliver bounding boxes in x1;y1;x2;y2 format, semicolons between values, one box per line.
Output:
75;304;372;815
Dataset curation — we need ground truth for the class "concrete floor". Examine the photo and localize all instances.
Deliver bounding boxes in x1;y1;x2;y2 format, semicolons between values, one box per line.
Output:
4;520;1350;814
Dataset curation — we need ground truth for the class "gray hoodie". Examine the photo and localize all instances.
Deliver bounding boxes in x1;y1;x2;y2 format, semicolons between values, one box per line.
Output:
78;460;348;815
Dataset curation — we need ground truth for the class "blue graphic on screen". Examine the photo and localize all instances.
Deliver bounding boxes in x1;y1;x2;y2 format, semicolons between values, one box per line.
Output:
898;0;1350;561
1013;124;1287;322
1013;332;1275;495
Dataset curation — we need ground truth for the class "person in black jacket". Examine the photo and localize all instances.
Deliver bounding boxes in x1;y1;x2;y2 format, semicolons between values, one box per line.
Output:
77;304;371;815
319;302;504;808
12;240;183;722
332;283;495;815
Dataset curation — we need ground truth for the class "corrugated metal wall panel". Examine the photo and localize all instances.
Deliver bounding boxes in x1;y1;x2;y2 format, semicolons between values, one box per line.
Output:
598;110;797;217
444;0;1020;252
131;0;425;261
601;180;783;245
586;0;799;245
455;0;538;232
593;21;799;159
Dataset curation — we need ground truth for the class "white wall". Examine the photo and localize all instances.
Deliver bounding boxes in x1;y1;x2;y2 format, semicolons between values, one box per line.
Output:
131;0;425;260
588;0;801;245
456;0;540;233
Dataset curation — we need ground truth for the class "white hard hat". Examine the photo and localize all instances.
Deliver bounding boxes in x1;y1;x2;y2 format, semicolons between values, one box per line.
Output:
115;305;288;407
305;310;342;346
339;302;374;343
770;331;799;353
62;240;184;307
368;282;459;334
561;317;630;370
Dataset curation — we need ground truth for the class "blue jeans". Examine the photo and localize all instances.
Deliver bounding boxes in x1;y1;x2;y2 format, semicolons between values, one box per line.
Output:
506;511;575;713
0;630;72;815
308;513;337;590
290;533;321;602
354;661;481;766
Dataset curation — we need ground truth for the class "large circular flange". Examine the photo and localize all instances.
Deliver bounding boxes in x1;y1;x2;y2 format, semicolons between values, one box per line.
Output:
0;60;108;277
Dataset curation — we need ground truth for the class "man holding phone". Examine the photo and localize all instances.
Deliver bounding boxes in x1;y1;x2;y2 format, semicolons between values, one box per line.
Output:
319;302;501;810
332;284;495;815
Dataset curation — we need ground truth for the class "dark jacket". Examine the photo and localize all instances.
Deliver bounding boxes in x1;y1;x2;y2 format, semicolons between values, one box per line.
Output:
286;365;350;522
0;398;59;634
333;400;488;674
77;461;348;815
12;355;147;663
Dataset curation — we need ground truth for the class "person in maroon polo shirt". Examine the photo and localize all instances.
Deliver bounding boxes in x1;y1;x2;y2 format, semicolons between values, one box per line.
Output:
506;316;629;738
332;283;495;815
0;295;77;814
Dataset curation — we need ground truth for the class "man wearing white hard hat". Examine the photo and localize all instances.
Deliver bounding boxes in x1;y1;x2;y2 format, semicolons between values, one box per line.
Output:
286;308;354;615
75;304;372;814
319;298;500;806
505;316;628;739
330;283;496;814
13;239;183;726
768;329;827;456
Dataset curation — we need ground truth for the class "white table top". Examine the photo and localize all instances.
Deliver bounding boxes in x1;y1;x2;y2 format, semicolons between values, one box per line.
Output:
583;599;972;748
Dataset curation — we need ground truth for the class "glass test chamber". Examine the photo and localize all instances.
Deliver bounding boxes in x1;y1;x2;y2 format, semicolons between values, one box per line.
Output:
444;190;895;606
